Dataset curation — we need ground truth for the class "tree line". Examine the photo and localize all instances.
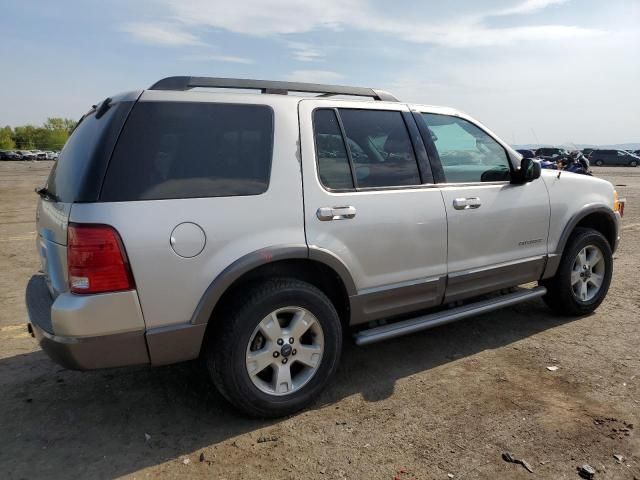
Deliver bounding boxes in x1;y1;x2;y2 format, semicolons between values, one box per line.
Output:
0;118;76;151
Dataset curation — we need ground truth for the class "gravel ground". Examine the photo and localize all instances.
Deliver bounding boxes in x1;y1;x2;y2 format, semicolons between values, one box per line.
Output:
0;162;638;479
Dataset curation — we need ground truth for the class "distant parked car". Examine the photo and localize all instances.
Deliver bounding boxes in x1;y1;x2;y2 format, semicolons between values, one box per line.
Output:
45;151;59;160
536;147;569;158
590;149;639;167
582;148;594;156
516;149;537;159
29;150;47;160
16;150;36;160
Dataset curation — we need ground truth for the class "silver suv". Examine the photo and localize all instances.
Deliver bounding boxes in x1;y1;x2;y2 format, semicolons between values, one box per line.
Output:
26;76;624;417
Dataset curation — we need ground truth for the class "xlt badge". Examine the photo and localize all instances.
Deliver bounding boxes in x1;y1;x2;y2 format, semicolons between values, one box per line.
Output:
519;238;543;246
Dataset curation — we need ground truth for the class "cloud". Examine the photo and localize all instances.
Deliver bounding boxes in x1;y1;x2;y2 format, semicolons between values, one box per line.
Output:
162;0;351;36
120;22;203;46
285;41;324;62
153;0;598;48
123;0;601;50
493;0;569;16
184;54;254;64
401;23;599;48
286;70;344;83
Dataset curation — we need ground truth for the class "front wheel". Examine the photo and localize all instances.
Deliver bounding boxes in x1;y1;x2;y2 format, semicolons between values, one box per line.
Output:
541;228;613;316
629;160;638;167
206;278;342;418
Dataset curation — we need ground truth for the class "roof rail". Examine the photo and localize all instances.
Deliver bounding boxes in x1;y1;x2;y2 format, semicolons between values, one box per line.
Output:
148;76;399;102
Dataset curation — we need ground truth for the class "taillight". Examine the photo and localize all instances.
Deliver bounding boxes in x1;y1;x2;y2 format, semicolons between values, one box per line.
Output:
67;223;135;294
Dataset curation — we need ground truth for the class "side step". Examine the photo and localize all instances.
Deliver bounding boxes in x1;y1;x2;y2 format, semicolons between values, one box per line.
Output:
354;286;547;346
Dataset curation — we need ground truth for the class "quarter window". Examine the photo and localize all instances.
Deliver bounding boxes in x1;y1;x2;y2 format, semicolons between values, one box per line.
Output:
101;102;273;201
421;113;511;183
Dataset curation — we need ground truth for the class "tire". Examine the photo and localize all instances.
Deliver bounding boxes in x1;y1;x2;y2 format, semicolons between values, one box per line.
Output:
594;159;603;166
629;160;638;167
205;278;342;418
541;227;613;316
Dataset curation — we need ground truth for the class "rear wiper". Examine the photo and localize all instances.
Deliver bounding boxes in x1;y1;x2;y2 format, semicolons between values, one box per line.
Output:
35;187;60;202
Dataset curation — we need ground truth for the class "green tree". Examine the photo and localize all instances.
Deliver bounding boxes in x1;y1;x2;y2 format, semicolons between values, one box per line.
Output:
40;117;75;149
44;117;76;134
13;125;38;150
0;126;15;149
6;117;76;151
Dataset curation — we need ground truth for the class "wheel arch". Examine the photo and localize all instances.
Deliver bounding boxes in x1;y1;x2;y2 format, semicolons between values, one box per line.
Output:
193;246;356;350
145;246;356;366
542;205;619;279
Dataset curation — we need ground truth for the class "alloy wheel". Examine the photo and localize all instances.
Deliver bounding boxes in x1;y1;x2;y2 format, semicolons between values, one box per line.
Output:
571;245;606;302
245;307;324;396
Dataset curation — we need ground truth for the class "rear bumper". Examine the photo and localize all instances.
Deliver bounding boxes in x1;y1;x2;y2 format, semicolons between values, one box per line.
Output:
25;275;150;370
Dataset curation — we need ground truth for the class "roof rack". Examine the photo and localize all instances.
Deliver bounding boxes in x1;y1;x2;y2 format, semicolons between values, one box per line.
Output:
148;76;399;102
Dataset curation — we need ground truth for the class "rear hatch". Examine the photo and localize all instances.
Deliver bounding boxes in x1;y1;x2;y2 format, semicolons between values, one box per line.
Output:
35;92;140;297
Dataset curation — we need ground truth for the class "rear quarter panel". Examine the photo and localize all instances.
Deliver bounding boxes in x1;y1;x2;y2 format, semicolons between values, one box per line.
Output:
70;93;305;329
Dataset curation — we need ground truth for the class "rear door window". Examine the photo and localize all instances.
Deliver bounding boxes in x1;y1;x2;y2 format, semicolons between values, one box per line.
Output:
313;108;422;190
313;109;354;190
339;109;421;188
101;102;274;201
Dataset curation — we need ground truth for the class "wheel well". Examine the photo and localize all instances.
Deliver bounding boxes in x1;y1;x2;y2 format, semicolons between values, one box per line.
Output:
206;259;351;337
575;212;616;250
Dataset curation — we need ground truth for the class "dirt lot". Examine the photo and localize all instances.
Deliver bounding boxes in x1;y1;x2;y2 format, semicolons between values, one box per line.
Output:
0;161;638;479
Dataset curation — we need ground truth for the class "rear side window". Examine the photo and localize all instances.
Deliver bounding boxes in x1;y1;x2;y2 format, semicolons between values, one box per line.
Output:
312;108;421;190
47;103;133;203
101;102;273;201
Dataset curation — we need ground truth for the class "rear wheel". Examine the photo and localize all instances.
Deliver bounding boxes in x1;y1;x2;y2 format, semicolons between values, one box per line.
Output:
594;159;604;166
206;278;342;417
541;228;612;316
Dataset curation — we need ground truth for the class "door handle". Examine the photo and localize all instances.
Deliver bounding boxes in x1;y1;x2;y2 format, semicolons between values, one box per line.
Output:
317;206;357;221
453;197;481;210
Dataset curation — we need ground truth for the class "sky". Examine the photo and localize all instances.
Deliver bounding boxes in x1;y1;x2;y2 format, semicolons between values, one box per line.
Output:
1;0;638;145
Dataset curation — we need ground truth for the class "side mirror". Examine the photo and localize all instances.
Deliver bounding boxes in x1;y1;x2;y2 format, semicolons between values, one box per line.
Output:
514;157;541;183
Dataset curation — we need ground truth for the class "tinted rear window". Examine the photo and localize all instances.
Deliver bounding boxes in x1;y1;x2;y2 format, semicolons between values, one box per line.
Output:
46;103;132;202
100;102;273;201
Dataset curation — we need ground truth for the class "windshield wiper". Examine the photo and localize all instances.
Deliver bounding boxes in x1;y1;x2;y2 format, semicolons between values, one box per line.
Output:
35;187;60;202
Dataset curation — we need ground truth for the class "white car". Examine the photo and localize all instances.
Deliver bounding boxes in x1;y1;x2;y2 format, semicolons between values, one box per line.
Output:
26;76;624;417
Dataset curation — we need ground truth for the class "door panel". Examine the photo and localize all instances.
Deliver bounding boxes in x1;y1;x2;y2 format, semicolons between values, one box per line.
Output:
412;108;550;301
299;100;448;325
441;181;549;276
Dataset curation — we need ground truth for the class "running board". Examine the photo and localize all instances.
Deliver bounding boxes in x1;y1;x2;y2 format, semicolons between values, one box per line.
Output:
354;286;547;346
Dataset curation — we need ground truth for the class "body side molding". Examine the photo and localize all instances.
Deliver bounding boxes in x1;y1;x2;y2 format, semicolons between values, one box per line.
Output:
350;276;446;326
445;256;546;303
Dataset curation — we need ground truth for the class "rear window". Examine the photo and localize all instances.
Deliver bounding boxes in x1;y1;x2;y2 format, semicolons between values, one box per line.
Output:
46;103;133;203
100;102;274;201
